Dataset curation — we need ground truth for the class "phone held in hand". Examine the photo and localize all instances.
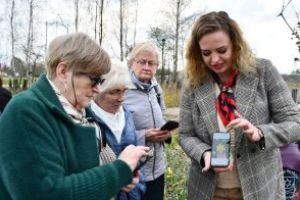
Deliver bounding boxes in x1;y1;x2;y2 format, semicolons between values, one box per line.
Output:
134;147;154;173
160;120;179;131
211;132;230;168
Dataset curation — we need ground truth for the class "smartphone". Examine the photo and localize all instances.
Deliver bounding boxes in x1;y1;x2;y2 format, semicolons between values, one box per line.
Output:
134;147;154;173
211;132;230;168
160;120;179;131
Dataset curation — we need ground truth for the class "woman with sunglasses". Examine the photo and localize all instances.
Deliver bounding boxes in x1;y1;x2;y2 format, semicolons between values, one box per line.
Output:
0;33;148;200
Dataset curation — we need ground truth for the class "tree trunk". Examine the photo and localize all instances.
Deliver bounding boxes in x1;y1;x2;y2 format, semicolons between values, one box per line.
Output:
133;0;139;46
94;2;98;40
74;0;79;32
26;0;33;66
10;0;15;72
45;21;48;54
173;0;180;82
99;0;104;45
120;0;124;61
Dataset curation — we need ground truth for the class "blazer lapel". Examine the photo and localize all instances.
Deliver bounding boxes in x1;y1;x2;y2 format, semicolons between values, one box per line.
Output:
235;72;259;119
194;78;219;136
234;72;259;144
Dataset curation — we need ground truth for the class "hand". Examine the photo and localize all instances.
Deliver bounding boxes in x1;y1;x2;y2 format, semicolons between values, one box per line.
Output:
213;161;234;173
202;151;211;172
145;128;171;143
202;151;234;173
121;171;140;193
119;145;149;171
227;112;263;142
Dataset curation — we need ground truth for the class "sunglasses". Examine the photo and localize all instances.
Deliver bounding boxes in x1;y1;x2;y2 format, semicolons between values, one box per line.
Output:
78;73;105;87
88;75;105;87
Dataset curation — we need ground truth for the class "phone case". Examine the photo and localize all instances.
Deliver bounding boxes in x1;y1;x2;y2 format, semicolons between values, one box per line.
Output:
211;132;230;167
133;148;154;173
160;120;179;131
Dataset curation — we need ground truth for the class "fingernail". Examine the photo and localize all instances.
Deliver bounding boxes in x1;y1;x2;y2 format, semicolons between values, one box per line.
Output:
201;169;204;173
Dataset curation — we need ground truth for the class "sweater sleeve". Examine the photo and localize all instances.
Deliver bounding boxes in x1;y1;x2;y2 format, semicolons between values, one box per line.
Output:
0;95;133;200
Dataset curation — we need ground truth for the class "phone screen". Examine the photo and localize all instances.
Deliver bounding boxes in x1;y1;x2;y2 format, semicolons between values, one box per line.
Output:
211;132;230;167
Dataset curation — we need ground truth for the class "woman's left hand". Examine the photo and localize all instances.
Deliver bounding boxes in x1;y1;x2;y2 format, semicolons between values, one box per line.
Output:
121;171;140;193
227;112;263;142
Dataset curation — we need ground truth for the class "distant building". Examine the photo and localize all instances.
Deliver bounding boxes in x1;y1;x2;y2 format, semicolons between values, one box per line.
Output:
282;74;300;103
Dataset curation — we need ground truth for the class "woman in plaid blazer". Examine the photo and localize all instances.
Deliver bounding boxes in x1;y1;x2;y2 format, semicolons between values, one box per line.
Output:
179;11;300;200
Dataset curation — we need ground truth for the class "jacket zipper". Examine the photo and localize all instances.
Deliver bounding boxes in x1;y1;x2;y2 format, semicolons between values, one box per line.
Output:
148;93;157;180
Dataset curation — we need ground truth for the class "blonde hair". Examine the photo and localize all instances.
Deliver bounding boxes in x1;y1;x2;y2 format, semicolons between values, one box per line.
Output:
95;61;132;99
127;42;160;68
184;11;256;88
46;32;111;79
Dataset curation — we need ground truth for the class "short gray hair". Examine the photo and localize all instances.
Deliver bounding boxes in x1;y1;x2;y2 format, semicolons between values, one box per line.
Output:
46;32;111;79
127;41;160;68
98;61;132;94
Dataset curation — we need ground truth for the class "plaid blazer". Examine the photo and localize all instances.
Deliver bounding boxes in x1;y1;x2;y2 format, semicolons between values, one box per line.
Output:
179;58;300;200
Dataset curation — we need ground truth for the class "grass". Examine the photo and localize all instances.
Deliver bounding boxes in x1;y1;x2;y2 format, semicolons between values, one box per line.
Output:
162;86;190;200
164;133;190;200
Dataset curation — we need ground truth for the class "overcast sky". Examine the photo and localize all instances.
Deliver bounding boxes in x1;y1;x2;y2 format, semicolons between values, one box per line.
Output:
1;0;300;74
197;0;300;74
134;0;300;74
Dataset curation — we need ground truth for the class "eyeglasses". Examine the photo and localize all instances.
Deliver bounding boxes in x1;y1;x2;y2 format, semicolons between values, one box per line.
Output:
135;59;158;67
79;73;105;87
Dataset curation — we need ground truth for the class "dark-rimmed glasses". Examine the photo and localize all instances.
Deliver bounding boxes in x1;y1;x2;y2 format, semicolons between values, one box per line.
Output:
88;75;105;87
78;73;105;87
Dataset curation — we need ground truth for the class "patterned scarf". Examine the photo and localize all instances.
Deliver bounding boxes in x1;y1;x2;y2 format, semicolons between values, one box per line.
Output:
212;70;238;126
47;77;116;165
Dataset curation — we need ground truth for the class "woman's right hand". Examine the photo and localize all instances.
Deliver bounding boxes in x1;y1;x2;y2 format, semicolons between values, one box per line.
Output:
145;128;171;143
119;145;149;171
202;151;234;173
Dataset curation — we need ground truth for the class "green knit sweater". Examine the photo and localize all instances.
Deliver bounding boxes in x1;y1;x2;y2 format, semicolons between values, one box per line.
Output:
0;75;132;200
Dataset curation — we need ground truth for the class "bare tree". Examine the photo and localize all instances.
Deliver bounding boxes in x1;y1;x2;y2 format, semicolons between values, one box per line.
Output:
74;0;79;31
278;0;300;63
26;0;34;65
173;0;181;82
57;14;70;33
95;0;104;45
152;0;197;83
120;0;124;61
9;0;16;72
132;0;138;46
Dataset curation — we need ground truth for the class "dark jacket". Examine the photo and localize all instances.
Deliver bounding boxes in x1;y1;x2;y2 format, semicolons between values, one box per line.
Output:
92;106;146;200
0;75;133;200
0;87;12;113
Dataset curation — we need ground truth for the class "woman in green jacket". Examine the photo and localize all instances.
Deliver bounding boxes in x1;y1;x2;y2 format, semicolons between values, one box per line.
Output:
0;33;148;200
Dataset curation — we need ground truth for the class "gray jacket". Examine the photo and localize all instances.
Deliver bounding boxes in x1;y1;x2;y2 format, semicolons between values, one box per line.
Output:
124;78;166;182
179;58;300;200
